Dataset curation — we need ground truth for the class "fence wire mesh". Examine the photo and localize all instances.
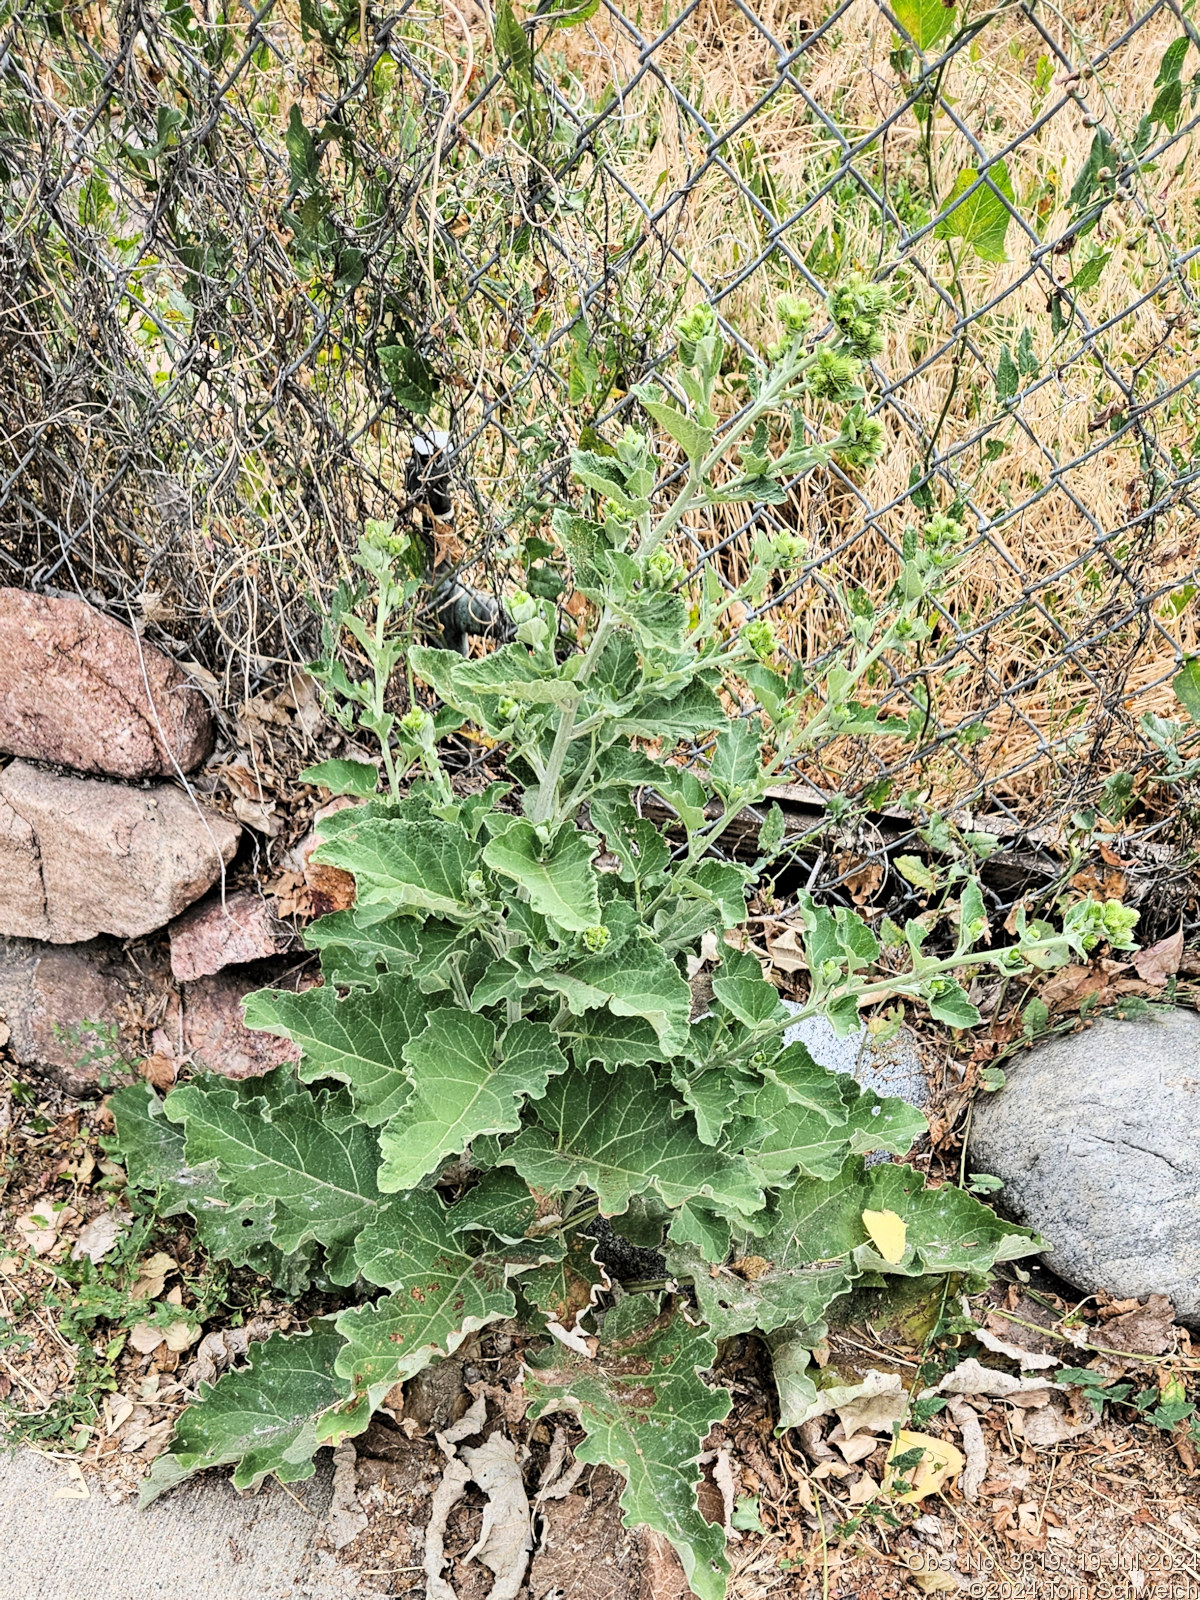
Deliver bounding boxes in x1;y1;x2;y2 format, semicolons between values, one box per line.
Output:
3;0;1200;915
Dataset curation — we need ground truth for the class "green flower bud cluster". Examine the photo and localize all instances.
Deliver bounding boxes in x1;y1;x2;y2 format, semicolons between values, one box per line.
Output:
827;274;891;359
1071;897;1139;953
582;925;611;954
399;706;431;738
508;589;538;624
743;619;776;660
496;696;521;723
645;546;681;591
769;531;807;566
807;347;863;402
676;303;719;368
676;303;717;345
924;512;967;555
832;412;885;470
509;587;553;649
776;294;815;334
361;519;412;560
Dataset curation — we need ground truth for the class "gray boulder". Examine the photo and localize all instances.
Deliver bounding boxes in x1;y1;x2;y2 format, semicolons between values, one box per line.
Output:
969;1010;1200;1323
782;1006;929;1112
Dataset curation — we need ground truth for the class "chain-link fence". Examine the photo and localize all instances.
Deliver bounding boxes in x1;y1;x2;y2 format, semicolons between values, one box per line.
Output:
3;0;1199;920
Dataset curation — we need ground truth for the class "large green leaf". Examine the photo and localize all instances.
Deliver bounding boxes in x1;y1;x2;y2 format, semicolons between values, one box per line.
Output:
753;1157;1043;1279
555;1009;664;1071
482;819;601;933
521;1228;609;1327
711;945;788;1029
377;1014;568;1191
244;974;422;1126
109;1082;302;1286
933;160;1016;263
527;1297;731;1600
590;794;670;886
665;1243;854;1342
738;1079;926;1183
313;816;475;922
538;938;692;1055
164;1071;380;1272
297;758;379;796
448;1168;551;1244
449;642;578;706
672;1061;758;1146
637;393;714;463
336;1191;525;1401
140;1320;353;1506
709;720;760;800
1173;658;1200;724
504;1062;764;1218
613;680;725;742
892;0;956;51
653;863;752;952
305;911;481;994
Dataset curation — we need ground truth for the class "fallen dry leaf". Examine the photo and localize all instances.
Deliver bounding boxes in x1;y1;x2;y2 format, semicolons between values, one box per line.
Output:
327;1440;369;1550
131;1251;176;1301
460;1433;532;1598
50;1462;90;1501
104;1395;135;1433
1131;930;1184;987
1010;1396;1097;1448
765;925;807;975
839;854;885;907
162;1320;199;1353
908;1571;960;1595
70;1208;131;1264
1093;1294;1177;1355
233;797;283;836
139;1052;177;1091
828;1424;880;1464
946;1397;988;1502
15;1205;75;1256
926;1358;1058;1406
1070;864;1127;902
1039;964;1109;1012
974;1326;1058;1371
128;1323;165;1355
846;1471;881;1506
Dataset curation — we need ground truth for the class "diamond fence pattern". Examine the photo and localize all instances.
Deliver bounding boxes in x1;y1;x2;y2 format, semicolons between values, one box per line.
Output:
2;0;1198;896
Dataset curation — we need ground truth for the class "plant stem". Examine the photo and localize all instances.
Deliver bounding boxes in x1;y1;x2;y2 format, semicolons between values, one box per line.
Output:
531;610;616;825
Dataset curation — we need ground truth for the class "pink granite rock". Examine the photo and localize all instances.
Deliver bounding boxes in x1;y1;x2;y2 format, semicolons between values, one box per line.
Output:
292;797;358;916
182;965;303;1079
169;889;298;982
0;760;240;942
0;588;214;778
0;937;133;1096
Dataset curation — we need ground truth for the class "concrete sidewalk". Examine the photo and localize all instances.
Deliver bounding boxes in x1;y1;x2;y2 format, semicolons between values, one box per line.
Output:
0;1449;384;1600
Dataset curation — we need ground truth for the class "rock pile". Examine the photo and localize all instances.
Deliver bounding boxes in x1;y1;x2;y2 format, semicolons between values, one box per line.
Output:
0;590;312;1094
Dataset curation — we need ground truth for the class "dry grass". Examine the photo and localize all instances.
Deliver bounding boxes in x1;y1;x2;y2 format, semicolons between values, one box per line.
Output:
4;0;1197;817
507;0;1199;811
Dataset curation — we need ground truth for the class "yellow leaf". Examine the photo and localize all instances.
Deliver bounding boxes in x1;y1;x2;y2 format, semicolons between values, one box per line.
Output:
862;1208;907;1264
884;1430;964;1504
